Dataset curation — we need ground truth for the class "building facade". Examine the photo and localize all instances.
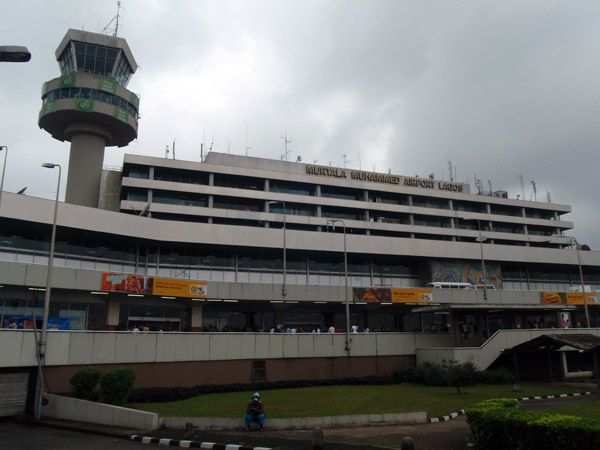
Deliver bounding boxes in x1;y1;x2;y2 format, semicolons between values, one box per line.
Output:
1;151;599;346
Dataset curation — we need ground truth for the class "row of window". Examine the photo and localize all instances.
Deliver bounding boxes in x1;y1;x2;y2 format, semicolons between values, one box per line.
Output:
123;186;558;238
124;164;561;222
0;222;598;288
59;41;133;87
43;87;139;119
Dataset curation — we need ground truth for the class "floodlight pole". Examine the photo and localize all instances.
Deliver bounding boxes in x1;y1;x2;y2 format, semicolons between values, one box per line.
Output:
35;163;61;420
0;146;7;208
327;219;350;352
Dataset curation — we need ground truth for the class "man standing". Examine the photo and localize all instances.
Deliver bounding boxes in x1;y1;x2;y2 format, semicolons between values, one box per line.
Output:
245;392;265;431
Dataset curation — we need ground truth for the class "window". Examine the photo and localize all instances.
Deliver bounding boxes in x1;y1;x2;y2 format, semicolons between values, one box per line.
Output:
252;360;266;380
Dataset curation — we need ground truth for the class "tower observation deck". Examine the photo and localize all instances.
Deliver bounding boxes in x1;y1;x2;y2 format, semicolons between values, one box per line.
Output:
39;29;139;208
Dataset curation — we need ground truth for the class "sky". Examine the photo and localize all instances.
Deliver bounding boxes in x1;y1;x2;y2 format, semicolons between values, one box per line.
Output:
1;0;599;249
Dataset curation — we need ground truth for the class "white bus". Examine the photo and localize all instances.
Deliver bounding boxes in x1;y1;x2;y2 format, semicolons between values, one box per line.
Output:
426;282;472;289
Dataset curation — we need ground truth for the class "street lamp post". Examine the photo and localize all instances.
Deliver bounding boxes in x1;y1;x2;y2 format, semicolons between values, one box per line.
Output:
464;218;488;300
267;201;286;297
0;45;31;62
35;163;61;420
571;238;590;328
546;235;590;328
327;219;351;352
0;146;7;208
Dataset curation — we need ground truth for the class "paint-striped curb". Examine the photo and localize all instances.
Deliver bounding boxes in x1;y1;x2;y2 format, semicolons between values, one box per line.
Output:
427;409;465;423
130;435;271;449
427;390;592;423
517;391;591;401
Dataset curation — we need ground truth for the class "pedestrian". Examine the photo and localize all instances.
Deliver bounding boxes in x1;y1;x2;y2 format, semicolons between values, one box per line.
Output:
244;392;265;431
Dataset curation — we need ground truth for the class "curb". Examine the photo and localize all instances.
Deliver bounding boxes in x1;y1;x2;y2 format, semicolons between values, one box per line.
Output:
130;435;272;449
426;390;593;424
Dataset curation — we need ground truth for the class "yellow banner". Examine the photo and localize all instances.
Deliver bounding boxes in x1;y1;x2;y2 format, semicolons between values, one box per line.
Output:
152;278;207;298
541;292;598;305
566;292;598;305
391;289;433;303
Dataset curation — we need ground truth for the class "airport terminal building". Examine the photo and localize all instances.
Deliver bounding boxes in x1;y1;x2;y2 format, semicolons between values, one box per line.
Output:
1;28;599;348
1;149;599;346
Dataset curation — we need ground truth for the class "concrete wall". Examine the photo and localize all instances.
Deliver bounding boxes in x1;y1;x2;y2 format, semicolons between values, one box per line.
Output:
44;354;415;392
42;394;158;430
0;330;453;369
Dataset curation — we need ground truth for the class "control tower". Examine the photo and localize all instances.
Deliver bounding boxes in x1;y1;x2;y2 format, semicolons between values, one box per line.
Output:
39;29;139;208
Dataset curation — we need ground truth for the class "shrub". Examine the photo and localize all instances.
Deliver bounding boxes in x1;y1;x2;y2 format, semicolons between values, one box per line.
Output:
478;368;515;385
441;359;479;394
69;367;102;400
99;368;136;406
466;398;600;450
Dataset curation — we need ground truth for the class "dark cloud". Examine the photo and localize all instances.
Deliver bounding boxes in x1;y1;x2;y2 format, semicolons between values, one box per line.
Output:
2;0;599;248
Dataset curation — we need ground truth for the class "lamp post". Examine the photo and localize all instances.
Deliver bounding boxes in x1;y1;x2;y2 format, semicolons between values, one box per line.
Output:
464;218;488;300
35;162;61;420
267;201;286;297
547;235;590;328
0;146;7;207
327;219;350;352
570;237;590;328
0;45;31;62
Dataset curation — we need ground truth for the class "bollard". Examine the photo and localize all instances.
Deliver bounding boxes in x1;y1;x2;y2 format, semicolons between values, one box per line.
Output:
184;421;194;440
312;426;324;450
401;436;415;450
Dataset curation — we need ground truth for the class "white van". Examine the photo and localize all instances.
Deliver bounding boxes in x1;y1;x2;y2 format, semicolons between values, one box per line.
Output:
465;284;496;290
426;282;472;289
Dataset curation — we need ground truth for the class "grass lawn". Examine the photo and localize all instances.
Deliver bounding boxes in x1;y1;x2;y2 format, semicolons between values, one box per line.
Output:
545;400;600;420
128;382;588;419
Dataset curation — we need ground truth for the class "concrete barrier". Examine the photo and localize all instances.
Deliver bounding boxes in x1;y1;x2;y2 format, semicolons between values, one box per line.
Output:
160;411;427;431
41;394;158;431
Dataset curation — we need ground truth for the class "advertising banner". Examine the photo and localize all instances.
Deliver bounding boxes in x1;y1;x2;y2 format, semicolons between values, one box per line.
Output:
560;312;572;328
152;278;207;298
101;273;207;298
540;291;598;305
353;288;432;304
101;273;147;294
115;106;128;123
60;74;76;87
99;78;117;94
42;100;56;115
392;288;433;303
75;98;94;112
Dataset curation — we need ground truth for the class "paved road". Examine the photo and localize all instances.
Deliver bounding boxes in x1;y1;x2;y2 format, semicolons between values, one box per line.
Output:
0;418;143;450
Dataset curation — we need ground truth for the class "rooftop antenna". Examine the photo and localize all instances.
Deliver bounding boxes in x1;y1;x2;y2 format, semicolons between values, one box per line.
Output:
102;1;122;37
281;130;292;161
245;125;251;157
447;158;454;181
227;135;231;154
358;152;362;170
488;180;492;195
172;139;176;160
165;144;169;159
342;154;349;168
517;175;525;201
530;180;537;201
546;190;552;203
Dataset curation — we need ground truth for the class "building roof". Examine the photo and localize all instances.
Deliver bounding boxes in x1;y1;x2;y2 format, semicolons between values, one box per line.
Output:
503;333;600;353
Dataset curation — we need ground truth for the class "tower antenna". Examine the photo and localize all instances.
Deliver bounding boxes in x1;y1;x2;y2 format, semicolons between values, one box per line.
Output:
102;1;122;37
281;130;292;161
245;125;251;157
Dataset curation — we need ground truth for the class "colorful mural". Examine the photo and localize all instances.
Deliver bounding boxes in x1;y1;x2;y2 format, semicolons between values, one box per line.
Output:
430;260;502;288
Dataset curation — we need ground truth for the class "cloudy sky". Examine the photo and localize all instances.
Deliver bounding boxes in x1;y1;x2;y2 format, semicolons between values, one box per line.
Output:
2;1;599;249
